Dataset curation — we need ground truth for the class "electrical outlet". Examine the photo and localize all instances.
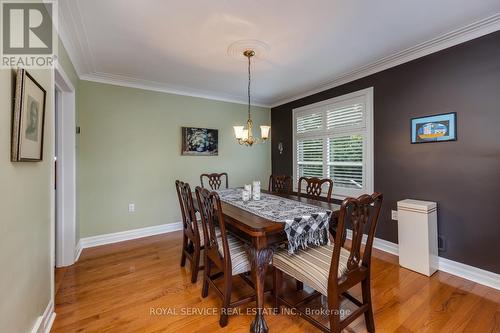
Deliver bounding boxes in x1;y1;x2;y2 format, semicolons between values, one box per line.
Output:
391;210;398;220
128;203;135;213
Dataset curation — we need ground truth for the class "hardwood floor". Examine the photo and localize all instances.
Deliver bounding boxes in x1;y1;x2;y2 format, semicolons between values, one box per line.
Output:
52;231;500;332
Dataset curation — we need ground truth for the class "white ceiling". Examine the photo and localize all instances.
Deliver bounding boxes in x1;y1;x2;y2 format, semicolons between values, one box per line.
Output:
59;0;500;107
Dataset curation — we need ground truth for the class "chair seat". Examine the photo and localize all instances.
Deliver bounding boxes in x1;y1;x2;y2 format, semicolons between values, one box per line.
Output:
217;234;251;276
197;221;220;246
273;244;350;296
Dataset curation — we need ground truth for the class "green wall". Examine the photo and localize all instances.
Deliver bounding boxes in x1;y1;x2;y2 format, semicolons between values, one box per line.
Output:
0;68;53;332
0;30;78;331
78;80;271;238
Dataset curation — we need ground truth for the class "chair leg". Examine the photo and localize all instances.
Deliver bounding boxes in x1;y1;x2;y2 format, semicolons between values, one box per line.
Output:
201;256;210;298
273;268;283;313
191;242;201;283
296;280;304;291
219;274;232;327
327;293;341;333
362;278;375;332
180;234;187;267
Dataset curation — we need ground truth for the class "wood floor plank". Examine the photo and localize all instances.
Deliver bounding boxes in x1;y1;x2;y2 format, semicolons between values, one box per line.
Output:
51;231;500;333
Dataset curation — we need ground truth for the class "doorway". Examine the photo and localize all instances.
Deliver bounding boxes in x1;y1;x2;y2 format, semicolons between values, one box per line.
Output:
54;64;77;269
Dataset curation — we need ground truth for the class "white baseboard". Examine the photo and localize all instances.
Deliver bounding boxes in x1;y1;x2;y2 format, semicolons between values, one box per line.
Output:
30;300;56;333
74;223;499;290
78;222;183;250
74;240;83;262
437;257;500;290
345;229;399;256
345;229;499;290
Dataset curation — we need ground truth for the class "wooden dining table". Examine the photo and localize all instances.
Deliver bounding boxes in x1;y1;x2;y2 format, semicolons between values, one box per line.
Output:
193;189;341;333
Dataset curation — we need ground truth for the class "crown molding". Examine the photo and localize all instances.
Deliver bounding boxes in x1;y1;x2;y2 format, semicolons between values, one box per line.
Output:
58;0;95;76
80;72;271;107
57;3;500;109
270;13;500;107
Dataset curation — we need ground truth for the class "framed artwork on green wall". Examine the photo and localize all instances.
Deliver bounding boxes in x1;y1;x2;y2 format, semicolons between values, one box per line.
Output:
181;127;219;156
11;69;47;161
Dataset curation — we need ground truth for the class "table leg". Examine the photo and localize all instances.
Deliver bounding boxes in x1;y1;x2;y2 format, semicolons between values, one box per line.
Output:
247;247;273;333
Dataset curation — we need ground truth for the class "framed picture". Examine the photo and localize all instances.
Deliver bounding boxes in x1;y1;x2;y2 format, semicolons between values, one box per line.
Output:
181;127;218;156
411;112;457;144
11;69;47;161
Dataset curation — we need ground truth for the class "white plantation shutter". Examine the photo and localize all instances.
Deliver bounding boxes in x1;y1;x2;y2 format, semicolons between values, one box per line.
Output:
326;103;364;129
296;112;323;133
293;89;373;198
297;138;323;178
328;136;364;189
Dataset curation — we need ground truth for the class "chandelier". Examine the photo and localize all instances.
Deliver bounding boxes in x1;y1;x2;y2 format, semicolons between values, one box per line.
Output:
233;50;270;146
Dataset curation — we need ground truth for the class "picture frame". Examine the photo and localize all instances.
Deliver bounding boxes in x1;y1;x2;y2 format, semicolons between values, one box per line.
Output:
411;112;457;144
181;127;219;156
11;69;47;161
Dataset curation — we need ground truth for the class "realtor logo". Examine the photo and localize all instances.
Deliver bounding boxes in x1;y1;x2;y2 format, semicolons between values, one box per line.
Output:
1;0;57;68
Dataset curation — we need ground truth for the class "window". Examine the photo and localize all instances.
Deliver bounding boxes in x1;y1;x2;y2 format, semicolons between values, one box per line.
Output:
293;88;373;199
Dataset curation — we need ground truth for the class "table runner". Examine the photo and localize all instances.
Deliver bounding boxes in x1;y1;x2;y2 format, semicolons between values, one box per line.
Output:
216;188;331;253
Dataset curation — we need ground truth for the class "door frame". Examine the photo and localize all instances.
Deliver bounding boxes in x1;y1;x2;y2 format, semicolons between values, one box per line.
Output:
54;62;77;267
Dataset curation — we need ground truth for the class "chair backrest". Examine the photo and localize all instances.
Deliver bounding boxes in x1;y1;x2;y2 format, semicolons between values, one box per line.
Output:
195;186;232;271
297;177;333;201
329;193;383;287
200;172;228;190
268;175;292;193
175;180;200;241
175;180;187;227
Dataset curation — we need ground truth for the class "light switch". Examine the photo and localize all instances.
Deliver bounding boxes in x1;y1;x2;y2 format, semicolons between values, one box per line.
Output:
128;203;135;213
391;210;398;220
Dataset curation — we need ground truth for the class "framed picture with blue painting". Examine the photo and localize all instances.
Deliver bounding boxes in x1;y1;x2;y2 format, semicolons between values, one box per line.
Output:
181;127;218;156
411;112;457;144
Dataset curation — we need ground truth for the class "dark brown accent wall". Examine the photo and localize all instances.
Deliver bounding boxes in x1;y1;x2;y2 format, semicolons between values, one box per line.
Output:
271;31;500;274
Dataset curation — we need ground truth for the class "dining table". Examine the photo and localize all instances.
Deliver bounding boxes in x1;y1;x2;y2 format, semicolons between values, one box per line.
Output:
193;189;341;333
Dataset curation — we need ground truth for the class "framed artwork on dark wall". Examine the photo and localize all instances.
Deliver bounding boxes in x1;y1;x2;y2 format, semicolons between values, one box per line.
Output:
11;68;47;161
411;112;457;144
181;127;219;156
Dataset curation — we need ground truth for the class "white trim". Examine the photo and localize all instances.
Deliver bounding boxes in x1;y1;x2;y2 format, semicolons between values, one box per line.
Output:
345;229;399;256
292;87;374;199
80;72;270;107
437;257;500;291
56;0;95;76
54;62;77;267
344;230;500;290
271;13;500;107
79;223;183;249
74;240;83;262
30;300;56;333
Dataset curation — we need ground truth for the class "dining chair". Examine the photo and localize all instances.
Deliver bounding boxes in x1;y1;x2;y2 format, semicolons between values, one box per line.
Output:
195;186;255;327
273;193;383;333
175;180;209;283
295;177;334;291
268;174;293;193
297;176;333;201
200;172;229;190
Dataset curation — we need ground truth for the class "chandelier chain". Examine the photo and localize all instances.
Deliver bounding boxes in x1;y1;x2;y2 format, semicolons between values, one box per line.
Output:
247;54;251;120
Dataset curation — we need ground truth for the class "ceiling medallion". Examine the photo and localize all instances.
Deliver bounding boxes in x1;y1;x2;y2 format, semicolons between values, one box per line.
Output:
227;39;270;61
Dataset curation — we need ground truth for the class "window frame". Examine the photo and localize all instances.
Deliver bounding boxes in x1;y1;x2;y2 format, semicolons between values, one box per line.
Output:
292;87;374;200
